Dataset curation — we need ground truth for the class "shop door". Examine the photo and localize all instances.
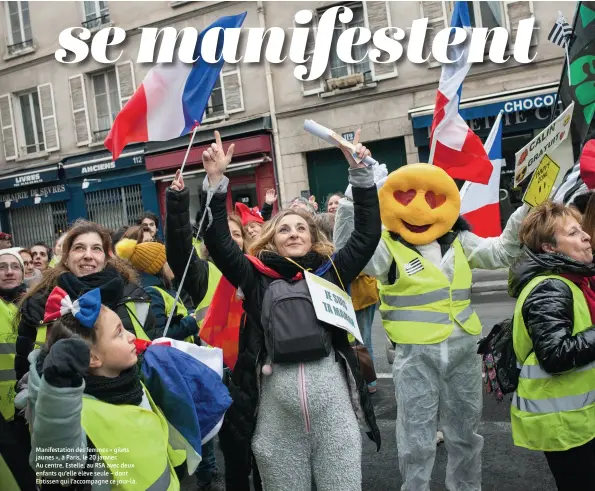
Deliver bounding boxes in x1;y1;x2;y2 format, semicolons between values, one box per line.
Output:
9;202;68;247
307;137;406;211
85;184;144;231
231;183;258;208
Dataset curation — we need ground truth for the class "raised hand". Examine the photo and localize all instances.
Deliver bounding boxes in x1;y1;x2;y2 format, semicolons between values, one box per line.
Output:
338;129;370;169
202;130;235;187
171;169;185;192
265;188;277;205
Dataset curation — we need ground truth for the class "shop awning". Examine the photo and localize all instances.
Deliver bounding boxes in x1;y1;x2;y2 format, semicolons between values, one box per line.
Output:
409;83;559;128
62;148;144;178
0;164;61;191
152;158;268;183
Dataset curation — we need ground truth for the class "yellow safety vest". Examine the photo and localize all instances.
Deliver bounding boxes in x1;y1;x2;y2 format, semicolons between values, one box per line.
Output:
0;300;17;421
0;454;20;491
378;232;482;344
81;383;184;491
511;275;595;451
124;301;151;342
195;262;222;327
149;286;195;343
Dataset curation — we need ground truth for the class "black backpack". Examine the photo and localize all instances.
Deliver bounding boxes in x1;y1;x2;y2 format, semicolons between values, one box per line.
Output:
261;278;332;363
477;318;520;401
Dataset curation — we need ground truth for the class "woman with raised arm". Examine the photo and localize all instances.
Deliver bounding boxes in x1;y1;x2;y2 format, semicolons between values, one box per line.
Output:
191;130;381;491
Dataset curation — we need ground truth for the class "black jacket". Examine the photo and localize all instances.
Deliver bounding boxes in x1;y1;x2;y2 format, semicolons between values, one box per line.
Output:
14;278;155;383
509;249;595;374
196;175;382;490
165;188;211;306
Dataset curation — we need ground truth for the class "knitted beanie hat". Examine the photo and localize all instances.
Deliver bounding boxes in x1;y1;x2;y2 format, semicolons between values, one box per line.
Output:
115;239;166;275
0;247;24;272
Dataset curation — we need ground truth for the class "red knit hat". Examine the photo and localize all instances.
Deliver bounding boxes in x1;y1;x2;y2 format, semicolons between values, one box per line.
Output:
235;202;264;226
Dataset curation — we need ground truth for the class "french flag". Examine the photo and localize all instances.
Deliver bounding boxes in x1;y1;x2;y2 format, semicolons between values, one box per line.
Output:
460;112;504;237
105;12;247;160
429;1;492;185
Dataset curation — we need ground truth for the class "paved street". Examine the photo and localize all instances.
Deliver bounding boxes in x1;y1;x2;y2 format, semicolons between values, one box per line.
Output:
184;289;556;490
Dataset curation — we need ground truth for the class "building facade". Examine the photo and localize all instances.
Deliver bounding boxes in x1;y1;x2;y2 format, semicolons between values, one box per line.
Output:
0;0;575;245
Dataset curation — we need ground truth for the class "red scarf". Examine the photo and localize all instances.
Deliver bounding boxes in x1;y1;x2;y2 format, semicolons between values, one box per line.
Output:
560;273;595;323
199;256;302;369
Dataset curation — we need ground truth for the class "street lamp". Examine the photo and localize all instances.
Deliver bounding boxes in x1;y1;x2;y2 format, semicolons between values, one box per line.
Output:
34;194;41;205
82;178;101;190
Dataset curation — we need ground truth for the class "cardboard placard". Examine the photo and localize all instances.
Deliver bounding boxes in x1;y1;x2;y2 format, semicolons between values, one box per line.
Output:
304;271;363;343
522;155;561;207
514;102;574;187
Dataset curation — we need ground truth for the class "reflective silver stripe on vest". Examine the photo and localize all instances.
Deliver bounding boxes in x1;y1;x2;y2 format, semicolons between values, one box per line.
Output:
380;310;451;324
0;343;15;355
451;288;471;301
146;466;171;491
0;368;16;381
519;360;595;380
381;288;450;308
134;302;149;327
195;306;208;322
513;390;595;414
455;305;475;324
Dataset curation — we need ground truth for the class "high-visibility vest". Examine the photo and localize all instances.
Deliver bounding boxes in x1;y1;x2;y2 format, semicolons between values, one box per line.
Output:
0;300;17;421
511;275;595;451
378;232;481;344
81;383;184;491
0;454;20;491
148;286;195;343
195;262;222;327
124;301;151;342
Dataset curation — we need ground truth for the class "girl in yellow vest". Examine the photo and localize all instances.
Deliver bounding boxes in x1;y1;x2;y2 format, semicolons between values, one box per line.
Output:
510;202;595;490
114;236;198;342
27;286;196;490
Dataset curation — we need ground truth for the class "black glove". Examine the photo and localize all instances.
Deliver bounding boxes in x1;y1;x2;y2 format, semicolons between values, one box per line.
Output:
43;338;90;388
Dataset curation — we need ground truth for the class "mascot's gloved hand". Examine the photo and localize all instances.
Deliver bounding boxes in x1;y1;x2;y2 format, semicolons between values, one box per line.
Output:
345;163;388;199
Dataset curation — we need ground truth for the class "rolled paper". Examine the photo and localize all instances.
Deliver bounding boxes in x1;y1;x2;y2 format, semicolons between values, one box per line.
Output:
304;120;379;167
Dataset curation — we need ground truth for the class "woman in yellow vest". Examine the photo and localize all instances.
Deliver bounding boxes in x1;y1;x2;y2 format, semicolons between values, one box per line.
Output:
114;236;198;342
510;201;595;490
26;286;197;490
0;248;36;490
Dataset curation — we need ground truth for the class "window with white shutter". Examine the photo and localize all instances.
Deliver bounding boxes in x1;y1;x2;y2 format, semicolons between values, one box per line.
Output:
299;13;325;96
221;64;244;114
68;74;91;146
18;90;45;154
0;94;17;161
421;1;448;61
37;83;60;152
363;1;397;81
115;60;136;107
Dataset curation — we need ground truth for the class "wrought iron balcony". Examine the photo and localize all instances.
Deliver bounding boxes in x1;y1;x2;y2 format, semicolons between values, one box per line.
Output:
7;39;33;56
82;14;111;30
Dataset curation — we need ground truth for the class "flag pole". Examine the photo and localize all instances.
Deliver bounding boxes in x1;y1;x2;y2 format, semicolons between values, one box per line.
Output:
179;122;200;177
428;135;437;165
565;45;572;85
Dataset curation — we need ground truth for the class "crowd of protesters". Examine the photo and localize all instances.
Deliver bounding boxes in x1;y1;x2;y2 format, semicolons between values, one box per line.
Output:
1;127;595;491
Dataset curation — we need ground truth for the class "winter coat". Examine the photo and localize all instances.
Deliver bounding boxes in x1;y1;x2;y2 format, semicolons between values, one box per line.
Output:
14;277;155;383
165;188;211;306
195;167;382;490
509;249;595;374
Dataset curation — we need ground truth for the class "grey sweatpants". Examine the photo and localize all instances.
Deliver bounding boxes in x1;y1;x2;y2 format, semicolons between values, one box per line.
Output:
252;353;362;491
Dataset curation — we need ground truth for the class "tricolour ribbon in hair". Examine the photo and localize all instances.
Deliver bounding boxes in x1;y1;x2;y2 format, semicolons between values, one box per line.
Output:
43;286;102;329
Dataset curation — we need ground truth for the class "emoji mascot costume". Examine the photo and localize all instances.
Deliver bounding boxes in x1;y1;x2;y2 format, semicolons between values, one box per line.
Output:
335;163;528;491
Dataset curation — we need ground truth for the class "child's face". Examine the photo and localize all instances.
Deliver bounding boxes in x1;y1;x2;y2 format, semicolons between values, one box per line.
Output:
89;307;138;377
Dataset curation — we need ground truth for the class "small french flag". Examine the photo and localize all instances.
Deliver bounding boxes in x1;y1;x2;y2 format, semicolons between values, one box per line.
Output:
105;12;247;160
429;1;492;185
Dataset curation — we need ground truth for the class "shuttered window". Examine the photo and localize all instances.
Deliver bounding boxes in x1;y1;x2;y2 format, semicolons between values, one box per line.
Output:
9;201;68;248
85;185;144;231
0;94;18;161
203;65;245;121
92;69;120;142
18;91;44;155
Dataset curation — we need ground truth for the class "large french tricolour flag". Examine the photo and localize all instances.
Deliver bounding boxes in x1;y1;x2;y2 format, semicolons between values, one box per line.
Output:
460;113;504;237
105;12;247;160
429;1;492;185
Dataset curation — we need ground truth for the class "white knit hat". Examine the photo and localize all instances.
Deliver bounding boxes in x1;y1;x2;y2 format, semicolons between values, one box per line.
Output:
0;247;25;272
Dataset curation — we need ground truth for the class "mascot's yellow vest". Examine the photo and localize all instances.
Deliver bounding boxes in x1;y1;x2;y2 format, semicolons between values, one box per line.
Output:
378;232;482;344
